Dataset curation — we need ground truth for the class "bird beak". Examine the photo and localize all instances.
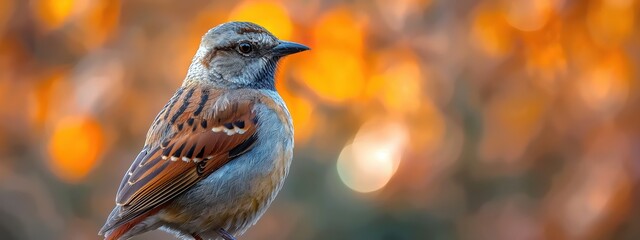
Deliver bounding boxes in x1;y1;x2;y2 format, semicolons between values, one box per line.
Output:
272;40;310;57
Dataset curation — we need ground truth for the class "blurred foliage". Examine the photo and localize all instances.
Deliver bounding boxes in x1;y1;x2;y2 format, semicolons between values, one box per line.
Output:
0;0;639;239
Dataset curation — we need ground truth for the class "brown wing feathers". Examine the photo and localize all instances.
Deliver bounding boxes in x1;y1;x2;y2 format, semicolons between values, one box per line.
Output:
105;85;260;233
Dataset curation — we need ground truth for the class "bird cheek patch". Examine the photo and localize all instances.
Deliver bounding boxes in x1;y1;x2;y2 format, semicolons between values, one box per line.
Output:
201;49;217;69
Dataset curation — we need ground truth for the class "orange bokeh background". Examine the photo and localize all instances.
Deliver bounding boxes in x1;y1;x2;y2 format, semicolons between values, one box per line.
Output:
0;0;639;239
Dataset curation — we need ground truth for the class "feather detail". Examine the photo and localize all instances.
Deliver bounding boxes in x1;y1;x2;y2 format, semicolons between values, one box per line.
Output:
101;84;264;235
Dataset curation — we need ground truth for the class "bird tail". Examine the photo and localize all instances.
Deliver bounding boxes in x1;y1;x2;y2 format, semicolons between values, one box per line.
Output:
104;224;129;240
103;217;146;240
101;215;142;240
100;206;162;240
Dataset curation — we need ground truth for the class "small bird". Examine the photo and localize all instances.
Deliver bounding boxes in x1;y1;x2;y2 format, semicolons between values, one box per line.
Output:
99;22;309;240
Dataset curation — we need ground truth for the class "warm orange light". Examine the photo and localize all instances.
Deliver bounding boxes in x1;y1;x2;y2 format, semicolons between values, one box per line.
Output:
375;0;432;30
480;85;546;162
229;1;293;40
312;8;364;54
33;0;75;30
48;115;105;183
525;39;567;78
295;8;367;104
28;71;67;129
368;50;423;114
0;0;13;33
297;48;366;103
408;100;446;154
77;0;121;49
337;119;408;193
587;0;635;46
579;53;630;114
275;58;316;143
471;3;514;57
337;144;395;193
279;88;315;143
504;0;555;31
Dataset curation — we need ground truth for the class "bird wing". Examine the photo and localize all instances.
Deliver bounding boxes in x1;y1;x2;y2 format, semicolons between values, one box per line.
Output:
101;86;260;233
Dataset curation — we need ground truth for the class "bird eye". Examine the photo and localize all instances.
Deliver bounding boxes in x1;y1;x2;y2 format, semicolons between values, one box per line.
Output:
237;42;253;54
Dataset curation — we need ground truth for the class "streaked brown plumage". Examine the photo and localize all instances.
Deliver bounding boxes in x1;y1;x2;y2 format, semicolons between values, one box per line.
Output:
100;21;309;240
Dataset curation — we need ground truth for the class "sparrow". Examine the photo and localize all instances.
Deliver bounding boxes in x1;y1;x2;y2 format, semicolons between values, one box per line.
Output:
99;21;309;240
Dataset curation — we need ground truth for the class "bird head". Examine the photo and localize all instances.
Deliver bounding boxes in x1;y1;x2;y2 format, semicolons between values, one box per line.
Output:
186;21;309;90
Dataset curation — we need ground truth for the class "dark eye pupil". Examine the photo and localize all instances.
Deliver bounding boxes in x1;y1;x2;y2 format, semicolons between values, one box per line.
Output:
238;43;252;54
